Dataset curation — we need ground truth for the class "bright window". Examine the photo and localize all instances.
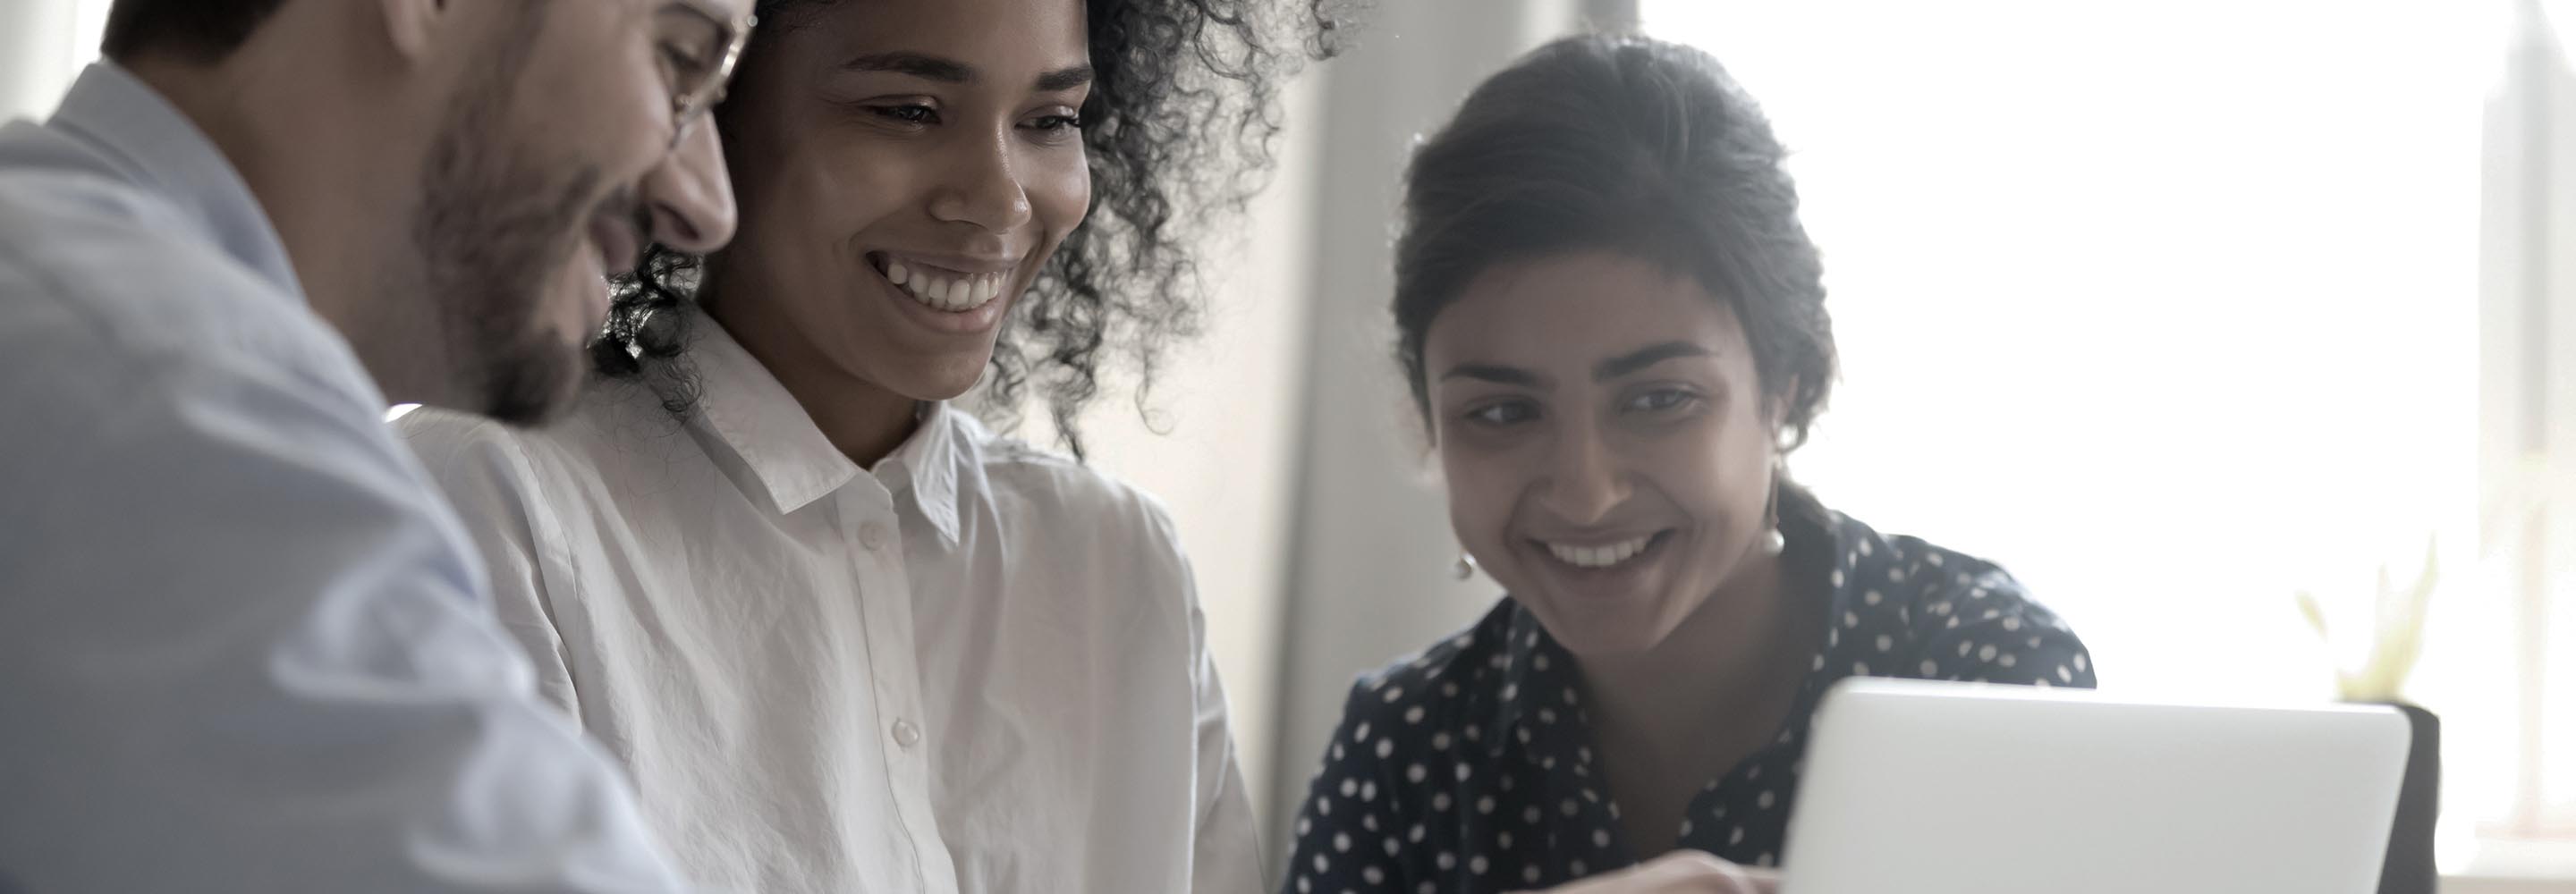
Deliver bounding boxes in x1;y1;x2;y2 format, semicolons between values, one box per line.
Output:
1645;0;2569;874
0;0;114;121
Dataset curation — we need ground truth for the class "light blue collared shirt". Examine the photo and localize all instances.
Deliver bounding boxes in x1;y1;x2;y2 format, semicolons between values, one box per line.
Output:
0;63;693;894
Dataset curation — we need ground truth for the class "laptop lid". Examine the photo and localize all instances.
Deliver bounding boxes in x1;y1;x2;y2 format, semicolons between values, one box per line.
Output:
1779;678;2411;894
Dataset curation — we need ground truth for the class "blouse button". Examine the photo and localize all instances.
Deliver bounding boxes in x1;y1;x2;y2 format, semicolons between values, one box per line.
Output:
859;523;889;552
893;719;922;748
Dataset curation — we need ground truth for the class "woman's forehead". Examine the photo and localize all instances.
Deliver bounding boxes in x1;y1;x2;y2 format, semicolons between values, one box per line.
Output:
1427;251;1750;372
795;0;1090;65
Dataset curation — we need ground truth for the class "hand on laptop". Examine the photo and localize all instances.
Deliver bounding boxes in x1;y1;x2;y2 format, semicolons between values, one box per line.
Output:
1515;851;1780;894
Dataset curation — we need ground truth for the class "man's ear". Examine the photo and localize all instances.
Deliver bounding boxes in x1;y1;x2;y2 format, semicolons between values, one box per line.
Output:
374;0;452;64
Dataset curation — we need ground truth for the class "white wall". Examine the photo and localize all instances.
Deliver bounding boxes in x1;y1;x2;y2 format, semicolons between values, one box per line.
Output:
1256;0;1628;859
1642;0;2574;881
1044;73;1326;829
0;0;108;122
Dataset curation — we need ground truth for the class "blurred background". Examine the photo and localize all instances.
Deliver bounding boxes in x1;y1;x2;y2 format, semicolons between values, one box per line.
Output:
6;0;2571;889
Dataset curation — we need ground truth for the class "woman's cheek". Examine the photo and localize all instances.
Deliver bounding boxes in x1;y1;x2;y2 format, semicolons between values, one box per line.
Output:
1026;147;1092;238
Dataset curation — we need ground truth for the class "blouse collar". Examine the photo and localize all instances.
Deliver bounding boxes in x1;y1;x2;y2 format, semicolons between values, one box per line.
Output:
679;311;970;544
1481;488;1877;766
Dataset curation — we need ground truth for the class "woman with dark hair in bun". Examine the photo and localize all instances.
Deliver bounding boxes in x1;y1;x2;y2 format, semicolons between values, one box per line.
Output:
1283;34;2095;894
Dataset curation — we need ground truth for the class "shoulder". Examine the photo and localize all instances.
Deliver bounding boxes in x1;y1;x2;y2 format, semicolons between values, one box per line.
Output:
0;127;181;236
0;167;339;390
1293;601;1519;848
963;415;1184;548
394;406;525;469
0;185;382;470
0;252;481;604
1826;512;2072;636
0;161;178;255
1354;601;1515;712
1331;601;1519;763
400;376;687;477
393;406;550;508
1828;513;2096;687
394;380;702;535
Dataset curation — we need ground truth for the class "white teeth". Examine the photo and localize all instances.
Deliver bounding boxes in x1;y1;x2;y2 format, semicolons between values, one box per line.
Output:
885;257;1008;314
1547;536;1655;569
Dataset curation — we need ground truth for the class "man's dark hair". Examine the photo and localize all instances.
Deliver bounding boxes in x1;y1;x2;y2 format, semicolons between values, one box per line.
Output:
101;0;289;63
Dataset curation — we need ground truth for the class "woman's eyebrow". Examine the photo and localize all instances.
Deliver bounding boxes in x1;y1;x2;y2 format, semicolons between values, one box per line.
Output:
841;51;976;83
1595;342;1715;381
1035;65;1096;92
1440;363;1543;387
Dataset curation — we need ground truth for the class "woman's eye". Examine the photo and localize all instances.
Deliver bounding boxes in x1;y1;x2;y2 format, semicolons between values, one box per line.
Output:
873;105;937;125
1625;388;1701;414
1464;401;1537;426
660;45;709;84
1024;114;1085;132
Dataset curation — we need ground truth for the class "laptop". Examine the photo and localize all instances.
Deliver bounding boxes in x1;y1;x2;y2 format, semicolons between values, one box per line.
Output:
1780;678;2411;894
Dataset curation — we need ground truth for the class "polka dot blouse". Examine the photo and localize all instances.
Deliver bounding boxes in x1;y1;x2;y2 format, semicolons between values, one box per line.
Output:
1279;500;2097;894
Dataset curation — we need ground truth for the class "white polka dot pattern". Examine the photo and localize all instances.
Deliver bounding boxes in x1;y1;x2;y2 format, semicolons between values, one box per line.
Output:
1277;508;2096;893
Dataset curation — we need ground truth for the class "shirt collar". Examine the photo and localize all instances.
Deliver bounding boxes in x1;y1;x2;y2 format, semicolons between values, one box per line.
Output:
871;401;967;544
680;314;966;544
45;63;301;300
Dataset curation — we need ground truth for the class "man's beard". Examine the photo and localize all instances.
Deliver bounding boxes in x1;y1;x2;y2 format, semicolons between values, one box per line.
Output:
410;10;627;426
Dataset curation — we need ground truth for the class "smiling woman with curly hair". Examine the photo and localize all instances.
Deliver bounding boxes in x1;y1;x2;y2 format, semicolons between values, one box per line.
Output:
393;1;1334;891
600;0;1330;457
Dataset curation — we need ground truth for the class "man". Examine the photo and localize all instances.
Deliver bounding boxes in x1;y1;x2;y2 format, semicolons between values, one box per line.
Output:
0;0;748;890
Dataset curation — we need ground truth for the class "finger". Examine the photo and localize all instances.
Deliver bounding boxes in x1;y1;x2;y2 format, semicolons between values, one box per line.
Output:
1702;861;1770;894
1507;854;1680;893
1636;852;1768;893
1516;852;1776;894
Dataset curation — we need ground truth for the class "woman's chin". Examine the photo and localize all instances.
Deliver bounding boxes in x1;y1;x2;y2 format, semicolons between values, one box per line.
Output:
909;370;987;403
843;348;993;404
1523;595;1689;658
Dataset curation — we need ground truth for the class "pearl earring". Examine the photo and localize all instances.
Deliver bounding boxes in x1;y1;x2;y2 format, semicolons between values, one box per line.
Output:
1761;453;1789;557
1453;552;1479;580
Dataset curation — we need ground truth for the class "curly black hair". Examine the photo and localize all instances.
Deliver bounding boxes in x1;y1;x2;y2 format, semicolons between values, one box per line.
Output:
593;0;1342;460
